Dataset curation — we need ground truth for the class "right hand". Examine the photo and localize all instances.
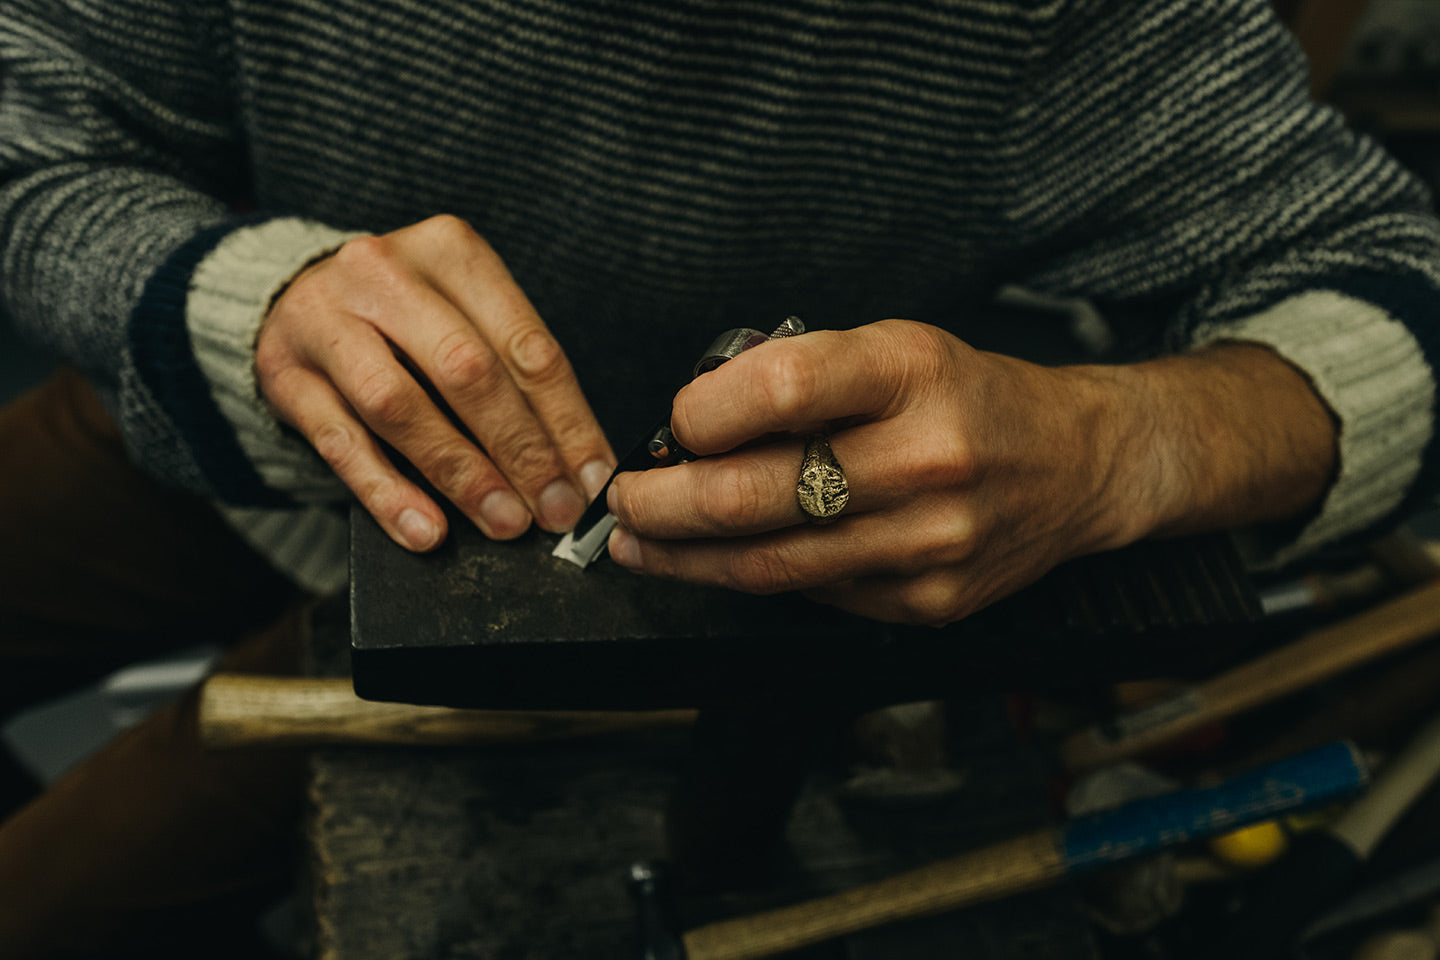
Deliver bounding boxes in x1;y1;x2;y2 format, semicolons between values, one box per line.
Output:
255;215;615;551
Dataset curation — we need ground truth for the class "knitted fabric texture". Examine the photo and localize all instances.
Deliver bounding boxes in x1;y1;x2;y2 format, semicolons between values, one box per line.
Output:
3;0;1440;577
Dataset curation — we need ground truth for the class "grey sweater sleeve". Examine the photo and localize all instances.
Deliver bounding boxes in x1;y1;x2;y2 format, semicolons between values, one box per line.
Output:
1006;0;1440;565
1;0;311;504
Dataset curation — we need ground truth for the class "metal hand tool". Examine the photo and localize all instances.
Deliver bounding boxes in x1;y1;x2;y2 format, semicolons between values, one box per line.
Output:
553;317;805;569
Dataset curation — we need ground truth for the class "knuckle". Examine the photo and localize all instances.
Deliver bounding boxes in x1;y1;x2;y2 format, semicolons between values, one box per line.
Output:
312;421;358;473
725;548;796;595
490;429;558;485
879;319;951;399
334;234;393;272
547;411;607;459
361;475;409;521
949;437;979;486
929;511;979;564
333;236;410;295
898;576;965;625
921;432;977;489
435;334;498;389
701;458;768;530
351;367;410;425
508;327;565;381
756;348;817;424
405;215;503;279
886;316;943;358
421;213;480;246
428;447;489;511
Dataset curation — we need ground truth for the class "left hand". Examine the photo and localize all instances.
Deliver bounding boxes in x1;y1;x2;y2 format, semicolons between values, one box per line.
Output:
604;319;1143;625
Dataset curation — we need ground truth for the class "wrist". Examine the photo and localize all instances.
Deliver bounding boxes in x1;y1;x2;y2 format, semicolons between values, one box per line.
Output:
1084;344;1338;544
973;354;1156;559
1045;362;1162;554
188;217;365;501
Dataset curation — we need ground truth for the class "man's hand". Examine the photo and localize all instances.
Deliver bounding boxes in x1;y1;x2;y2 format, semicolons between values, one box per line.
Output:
256;215;615;551
604;319;1336;625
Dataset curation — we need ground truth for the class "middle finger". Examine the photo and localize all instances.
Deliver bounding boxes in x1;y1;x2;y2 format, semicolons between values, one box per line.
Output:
321;325;534;537
377;296;586;532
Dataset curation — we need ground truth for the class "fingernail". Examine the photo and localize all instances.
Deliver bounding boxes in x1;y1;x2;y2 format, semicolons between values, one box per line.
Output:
538;479;585;532
479;490;530;539
609;526;641;568
398;508;440;551
580;459;613;500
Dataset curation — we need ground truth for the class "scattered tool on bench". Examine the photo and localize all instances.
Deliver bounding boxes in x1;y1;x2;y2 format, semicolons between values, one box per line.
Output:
1219;708;1440;960
627;741;1368;960
1059;579;1440;771
197;674;695;749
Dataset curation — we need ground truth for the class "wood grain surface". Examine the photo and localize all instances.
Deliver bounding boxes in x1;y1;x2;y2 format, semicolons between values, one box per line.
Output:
199;674;696;748
683;831;1066;960
1060;579;1440;770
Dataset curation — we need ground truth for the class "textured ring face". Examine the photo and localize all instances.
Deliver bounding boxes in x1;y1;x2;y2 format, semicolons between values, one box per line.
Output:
797;434;849;523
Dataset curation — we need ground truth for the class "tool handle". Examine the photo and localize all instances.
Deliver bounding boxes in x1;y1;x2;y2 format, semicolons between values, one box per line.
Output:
198;674;695;748
681;742;1367;960
1332;709;1440;857
1060;580;1440;770
630;861;688;960
682;832;1064;960
1224;710;1440;958
1062;740;1367;871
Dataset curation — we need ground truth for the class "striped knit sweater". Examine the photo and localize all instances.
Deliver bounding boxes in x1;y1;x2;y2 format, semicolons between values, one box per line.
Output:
3;0;1439;591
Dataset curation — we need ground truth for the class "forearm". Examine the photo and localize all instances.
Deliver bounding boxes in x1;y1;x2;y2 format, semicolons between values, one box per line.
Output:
1087;343;1338;546
1;0;255;497
1;166;228;375
1005;0;1440;559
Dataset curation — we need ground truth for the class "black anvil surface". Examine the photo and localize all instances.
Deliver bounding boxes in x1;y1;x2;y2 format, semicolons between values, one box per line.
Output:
351;505;1260;708
350;308;1261;709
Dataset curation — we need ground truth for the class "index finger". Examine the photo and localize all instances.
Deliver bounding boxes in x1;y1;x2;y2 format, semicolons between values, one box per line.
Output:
408;218;615;482
670;324;911;456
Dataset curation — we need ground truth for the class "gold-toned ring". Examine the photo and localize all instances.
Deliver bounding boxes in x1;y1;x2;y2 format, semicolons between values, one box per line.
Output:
796;434;849;524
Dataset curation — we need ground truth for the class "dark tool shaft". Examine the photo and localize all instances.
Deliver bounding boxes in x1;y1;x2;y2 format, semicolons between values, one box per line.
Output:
630;860;687;960
570;438;656;544
555;317;806;568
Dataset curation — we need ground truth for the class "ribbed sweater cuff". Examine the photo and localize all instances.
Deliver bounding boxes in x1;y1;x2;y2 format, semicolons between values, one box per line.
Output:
218;503;349;595
1190;289;1435;568
187;217;367;502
